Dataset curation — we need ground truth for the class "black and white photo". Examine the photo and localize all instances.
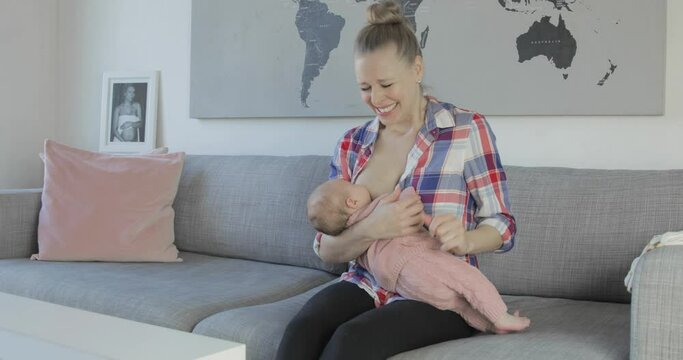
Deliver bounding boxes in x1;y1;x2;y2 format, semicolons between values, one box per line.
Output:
110;83;146;143
100;71;159;153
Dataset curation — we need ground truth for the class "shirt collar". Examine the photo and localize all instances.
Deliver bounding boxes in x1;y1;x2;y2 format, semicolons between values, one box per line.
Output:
361;117;380;150
425;96;456;132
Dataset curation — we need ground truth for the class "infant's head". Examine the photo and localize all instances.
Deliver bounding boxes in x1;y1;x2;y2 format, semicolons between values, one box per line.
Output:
307;179;372;236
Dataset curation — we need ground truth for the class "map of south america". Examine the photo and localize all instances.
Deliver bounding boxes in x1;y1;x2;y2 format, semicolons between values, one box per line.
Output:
295;0;345;108
296;0;427;108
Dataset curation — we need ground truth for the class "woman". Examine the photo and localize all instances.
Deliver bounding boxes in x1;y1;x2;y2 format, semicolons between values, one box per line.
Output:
276;1;516;359
112;85;143;142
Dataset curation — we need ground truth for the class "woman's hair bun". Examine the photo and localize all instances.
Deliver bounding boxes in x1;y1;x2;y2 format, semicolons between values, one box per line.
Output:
367;0;404;26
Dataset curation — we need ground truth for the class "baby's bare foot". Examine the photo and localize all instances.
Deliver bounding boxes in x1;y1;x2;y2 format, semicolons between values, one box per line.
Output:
492;310;531;334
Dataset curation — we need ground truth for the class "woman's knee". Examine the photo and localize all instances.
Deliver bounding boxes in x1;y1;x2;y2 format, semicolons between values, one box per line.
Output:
330;319;365;345
320;319;374;360
277;313;334;360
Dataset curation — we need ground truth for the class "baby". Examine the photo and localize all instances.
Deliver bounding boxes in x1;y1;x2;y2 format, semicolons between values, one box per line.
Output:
307;179;531;334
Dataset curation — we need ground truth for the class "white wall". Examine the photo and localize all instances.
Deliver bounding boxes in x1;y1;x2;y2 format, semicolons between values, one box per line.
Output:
0;0;58;189
4;0;680;189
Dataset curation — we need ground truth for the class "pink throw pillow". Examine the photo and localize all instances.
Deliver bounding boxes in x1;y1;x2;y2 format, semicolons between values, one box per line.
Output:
32;140;184;262
38;146;169;162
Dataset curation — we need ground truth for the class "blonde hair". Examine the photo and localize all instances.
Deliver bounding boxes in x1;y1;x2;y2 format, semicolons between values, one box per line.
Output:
307;181;351;236
354;0;422;65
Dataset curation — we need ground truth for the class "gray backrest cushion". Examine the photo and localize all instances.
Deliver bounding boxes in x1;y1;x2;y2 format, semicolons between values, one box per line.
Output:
173;155;346;274
478;166;683;303
0;189;41;259
174;155;683;302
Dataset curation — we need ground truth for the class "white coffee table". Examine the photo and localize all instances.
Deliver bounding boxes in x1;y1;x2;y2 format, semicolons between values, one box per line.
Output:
0;291;245;360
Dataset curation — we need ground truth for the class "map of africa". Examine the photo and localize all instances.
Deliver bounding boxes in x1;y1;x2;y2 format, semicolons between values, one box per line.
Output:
190;0;665;117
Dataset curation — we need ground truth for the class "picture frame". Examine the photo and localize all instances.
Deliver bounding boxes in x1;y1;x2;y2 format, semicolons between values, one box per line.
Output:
99;71;159;153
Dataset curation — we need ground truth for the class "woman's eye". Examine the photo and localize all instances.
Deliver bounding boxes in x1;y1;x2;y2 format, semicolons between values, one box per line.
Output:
381;84;393;88
361;87;370;91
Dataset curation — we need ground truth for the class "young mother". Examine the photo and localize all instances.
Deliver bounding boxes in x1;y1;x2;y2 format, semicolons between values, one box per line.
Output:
277;1;516;359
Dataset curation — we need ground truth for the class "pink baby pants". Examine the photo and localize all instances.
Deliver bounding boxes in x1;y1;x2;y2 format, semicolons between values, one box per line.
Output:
359;235;507;332
352;188;508;332
393;236;507;332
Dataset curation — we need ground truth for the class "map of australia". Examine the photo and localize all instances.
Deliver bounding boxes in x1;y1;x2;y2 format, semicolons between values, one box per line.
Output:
516;15;577;79
497;0;615;83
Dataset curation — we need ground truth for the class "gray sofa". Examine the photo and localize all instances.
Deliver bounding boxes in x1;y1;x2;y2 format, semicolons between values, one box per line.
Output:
1;155;682;360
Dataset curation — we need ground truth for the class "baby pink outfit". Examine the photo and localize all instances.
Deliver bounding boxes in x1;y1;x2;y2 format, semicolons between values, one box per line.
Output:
351;187;508;332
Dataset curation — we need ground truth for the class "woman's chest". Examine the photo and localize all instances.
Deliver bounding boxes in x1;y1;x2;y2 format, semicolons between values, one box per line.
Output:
354;135;414;199
354;135;470;213
119;104;136;115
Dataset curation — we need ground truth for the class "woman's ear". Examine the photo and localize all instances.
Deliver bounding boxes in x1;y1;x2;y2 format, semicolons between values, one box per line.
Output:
414;55;424;81
346;197;359;209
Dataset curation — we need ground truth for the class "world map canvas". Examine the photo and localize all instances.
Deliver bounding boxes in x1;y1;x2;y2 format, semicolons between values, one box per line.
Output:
190;0;666;117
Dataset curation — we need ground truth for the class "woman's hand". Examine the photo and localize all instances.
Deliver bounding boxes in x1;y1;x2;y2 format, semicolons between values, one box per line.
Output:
362;186;424;240
317;186;424;263
429;214;471;255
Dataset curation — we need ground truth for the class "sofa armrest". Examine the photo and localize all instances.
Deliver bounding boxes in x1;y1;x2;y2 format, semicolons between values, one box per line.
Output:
0;189;41;259
630;246;683;360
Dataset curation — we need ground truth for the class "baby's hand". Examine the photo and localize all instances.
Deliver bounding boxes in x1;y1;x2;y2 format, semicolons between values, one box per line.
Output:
429;214;470;255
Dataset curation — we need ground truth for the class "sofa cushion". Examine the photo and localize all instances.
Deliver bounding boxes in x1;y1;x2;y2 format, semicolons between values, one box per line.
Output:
194;291;629;360
479;166;683;303
193;280;335;360
0;252;335;332
0;189;41;259
392;296;630;360
173;155;346;274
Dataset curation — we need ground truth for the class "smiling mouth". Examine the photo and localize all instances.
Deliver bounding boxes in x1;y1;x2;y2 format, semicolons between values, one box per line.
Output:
375;103;397;114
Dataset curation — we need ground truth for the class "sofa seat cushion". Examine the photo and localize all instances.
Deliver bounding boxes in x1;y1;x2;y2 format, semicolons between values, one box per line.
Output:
392;296;630;360
194;280;335;360
194;291;629;360
0;252;335;332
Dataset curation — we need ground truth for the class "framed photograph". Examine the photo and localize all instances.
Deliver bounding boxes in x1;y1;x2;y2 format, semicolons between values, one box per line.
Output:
99;71;159;153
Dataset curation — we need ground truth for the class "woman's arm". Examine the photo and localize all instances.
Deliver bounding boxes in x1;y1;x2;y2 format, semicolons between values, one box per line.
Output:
317;222;376;263
317;186;425;263
112;106;124;141
463;114;517;252
464;224;502;254
134;103;142;118
430;114;515;256
429;215;502;256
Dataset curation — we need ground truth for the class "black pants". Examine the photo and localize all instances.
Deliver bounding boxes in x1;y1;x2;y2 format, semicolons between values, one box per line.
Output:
275;281;475;360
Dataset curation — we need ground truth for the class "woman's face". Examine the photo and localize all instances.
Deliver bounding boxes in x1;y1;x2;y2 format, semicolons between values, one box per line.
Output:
125;86;135;101
354;43;423;126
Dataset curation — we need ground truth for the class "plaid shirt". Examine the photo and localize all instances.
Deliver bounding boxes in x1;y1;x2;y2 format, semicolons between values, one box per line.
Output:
314;97;516;307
